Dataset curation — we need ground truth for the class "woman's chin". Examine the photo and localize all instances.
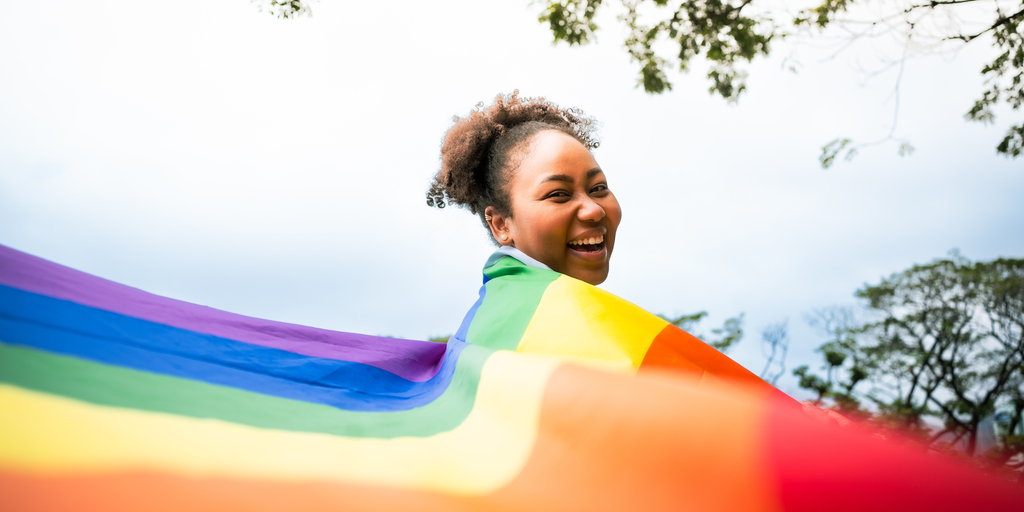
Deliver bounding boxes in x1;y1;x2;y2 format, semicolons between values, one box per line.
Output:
571;267;609;286
564;259;610;285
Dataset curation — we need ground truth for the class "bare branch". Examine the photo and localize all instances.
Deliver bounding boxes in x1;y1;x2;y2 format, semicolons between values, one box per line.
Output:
947;6;1024;42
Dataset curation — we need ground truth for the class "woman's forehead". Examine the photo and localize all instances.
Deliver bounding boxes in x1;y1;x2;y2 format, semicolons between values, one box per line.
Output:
517;131;602;184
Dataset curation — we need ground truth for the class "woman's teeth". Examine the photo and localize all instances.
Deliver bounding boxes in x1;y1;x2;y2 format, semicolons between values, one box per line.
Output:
568;235;604;246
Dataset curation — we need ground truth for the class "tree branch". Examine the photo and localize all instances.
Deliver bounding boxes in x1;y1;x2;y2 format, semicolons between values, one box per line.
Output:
927;394;972;430
947;7;1024;43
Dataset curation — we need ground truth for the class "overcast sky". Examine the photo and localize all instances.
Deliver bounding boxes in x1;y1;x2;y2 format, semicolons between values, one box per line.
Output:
2;0;1022;397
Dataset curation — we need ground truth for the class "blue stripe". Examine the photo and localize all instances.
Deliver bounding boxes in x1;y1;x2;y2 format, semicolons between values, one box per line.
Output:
0;285;463;412
452;283;486;343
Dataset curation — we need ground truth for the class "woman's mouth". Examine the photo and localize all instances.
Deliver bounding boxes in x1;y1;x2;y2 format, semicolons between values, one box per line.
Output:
568;234;605;254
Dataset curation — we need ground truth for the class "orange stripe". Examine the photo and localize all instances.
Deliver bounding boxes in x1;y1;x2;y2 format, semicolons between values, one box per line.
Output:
2;365;783;512
640;324;778;394
490;364;782;511
0;471;470;512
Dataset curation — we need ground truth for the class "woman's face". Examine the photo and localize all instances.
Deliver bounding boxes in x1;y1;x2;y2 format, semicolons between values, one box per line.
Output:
487;130;622;285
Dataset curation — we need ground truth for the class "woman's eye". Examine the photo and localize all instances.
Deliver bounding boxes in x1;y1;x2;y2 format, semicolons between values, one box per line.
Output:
591;184;609;194
546;191;571;199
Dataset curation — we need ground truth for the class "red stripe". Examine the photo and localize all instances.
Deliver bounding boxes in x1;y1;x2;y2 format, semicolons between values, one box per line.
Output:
764;394;1024;511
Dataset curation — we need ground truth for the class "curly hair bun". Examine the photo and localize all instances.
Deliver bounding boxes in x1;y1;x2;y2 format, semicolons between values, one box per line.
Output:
426;91;599;219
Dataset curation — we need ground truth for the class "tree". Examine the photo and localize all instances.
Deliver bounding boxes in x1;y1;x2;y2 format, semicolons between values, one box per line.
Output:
794;305;870;417
256;1;1022;161
659;311;745;352
532;0;1024;162
796;253;1024;474
760;320;789;385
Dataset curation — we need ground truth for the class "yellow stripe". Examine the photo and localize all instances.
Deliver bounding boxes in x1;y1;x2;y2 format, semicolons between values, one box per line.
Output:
0;351;560;495
516;275;668;373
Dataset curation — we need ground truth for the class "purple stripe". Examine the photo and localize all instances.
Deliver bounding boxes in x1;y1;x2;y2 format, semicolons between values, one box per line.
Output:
0;245;447;382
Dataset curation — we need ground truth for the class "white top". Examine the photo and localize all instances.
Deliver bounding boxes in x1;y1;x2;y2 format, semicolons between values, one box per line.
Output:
484;246;552;271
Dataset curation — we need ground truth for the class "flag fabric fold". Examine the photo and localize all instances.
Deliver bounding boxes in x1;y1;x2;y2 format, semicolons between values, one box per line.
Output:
0;244;1020;511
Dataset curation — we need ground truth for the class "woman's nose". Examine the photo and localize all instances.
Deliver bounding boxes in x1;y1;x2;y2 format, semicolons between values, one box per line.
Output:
578;197;606;222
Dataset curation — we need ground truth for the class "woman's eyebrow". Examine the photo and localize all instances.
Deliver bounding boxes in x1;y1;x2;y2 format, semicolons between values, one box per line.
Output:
542;174;574;184
542;169;603;184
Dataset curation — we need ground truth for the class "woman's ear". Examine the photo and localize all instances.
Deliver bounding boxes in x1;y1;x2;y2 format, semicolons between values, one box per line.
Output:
484;206;513;246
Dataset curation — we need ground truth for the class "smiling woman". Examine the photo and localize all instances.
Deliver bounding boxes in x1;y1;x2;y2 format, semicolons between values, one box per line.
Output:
424;92;759;374
426;91;620;285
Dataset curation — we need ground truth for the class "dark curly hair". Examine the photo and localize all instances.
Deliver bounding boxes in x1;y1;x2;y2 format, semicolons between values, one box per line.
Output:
426;91;599;240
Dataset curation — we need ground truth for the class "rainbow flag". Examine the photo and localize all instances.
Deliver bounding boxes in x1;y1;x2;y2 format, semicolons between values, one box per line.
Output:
0;244;1020;511
454;255;777;386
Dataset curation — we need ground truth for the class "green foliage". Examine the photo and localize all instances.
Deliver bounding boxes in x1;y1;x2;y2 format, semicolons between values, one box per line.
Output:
250;0;1024;161
822;348;846;368
659;311;745;353
709;313;744;351
963;7;1024;158
252;0;312;19
797;254;1024;469
660;310;708;331
792;306;872;417
251;0;1024;161
792;0;850;29
534;0;773;100
626;0;772;101
819;138;851;168
528;0;1024;160
997;124;1024;156
793;365;831;402
427;335;452;343
538;0;603;46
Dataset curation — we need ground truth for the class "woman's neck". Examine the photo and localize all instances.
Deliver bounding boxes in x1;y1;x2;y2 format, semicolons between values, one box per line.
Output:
484;246;552;271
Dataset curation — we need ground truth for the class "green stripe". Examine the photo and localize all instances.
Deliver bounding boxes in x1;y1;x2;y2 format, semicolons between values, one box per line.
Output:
466;257;559;351
0;341;489;438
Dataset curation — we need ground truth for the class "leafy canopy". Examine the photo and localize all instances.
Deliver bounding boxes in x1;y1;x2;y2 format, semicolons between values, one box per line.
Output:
255;0;1024;161
532;0;1024;161
796;253;1024;473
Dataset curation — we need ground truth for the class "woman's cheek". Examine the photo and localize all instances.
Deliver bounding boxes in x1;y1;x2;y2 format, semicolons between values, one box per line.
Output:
543;221;564;252
606;198;622;229
542;220;567;262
